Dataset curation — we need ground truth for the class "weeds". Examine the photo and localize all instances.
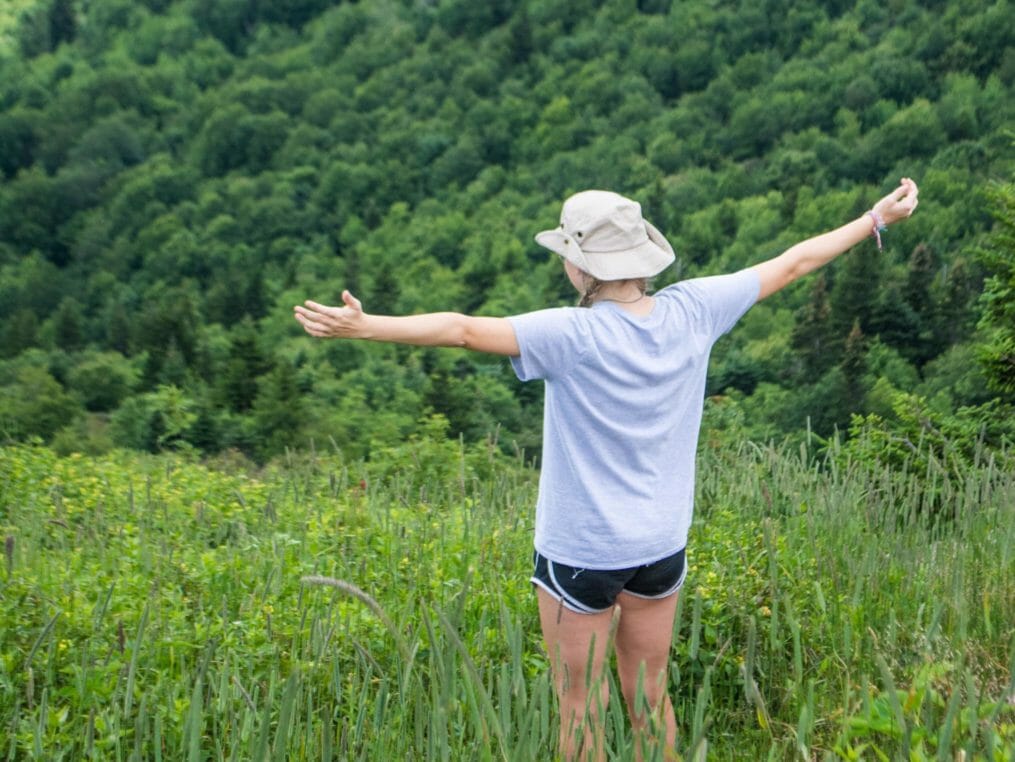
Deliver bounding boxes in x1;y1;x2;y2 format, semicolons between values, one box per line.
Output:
0;436;1012;759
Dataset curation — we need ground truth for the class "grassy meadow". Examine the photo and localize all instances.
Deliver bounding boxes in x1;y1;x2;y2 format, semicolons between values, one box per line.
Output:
1;430;1013;760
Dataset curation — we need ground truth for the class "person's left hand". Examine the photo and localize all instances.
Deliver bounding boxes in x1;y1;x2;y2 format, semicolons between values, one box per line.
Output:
872;177;919;226
293;290;366;339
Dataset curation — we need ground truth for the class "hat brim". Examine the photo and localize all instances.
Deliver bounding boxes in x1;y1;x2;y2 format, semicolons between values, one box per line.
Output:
534;220;675;280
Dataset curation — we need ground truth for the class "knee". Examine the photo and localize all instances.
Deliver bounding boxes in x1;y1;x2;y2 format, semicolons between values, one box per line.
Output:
621;682;658;716
620;664;667;712
558;670;609;717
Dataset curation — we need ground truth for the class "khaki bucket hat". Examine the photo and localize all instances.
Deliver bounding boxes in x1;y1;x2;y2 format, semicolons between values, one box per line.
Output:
535;190;675;280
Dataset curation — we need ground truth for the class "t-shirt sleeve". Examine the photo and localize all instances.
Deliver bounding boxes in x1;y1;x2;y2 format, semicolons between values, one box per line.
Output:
682;269;760;342
507;308;587;382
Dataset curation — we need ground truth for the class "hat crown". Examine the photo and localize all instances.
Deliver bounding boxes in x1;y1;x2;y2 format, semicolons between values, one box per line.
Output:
560;191;647;253
533;188;675;280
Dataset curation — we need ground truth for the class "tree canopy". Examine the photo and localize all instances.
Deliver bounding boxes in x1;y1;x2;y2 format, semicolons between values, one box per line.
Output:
1;0;1013;460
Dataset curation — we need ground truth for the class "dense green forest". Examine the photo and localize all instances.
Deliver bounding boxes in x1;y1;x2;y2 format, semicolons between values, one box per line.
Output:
1;0;1014;461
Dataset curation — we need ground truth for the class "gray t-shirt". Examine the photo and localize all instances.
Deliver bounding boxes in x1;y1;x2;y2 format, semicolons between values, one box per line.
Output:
508;268;760;568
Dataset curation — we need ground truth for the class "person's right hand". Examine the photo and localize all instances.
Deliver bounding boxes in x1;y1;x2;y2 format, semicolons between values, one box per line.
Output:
293;290;366;339
872;177;919;226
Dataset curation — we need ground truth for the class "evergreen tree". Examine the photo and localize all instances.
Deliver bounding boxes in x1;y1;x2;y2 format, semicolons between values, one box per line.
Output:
932;257;978;349
868;284;922;364
0;112;37;179
49;0;77;48
154;338;190;389
829;244;881;339
105;302;132;355
508;11;533;64
52;297;85;352
790;273;837;378
216;318;272;413
186;394;222;452
1;309;38;358
904;243;937;316
975;183;1015;396
840;320;868;413
251;364;306;459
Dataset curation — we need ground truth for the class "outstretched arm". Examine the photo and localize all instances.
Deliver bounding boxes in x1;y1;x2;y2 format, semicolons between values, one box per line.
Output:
752;178;919;301
293;290;520;356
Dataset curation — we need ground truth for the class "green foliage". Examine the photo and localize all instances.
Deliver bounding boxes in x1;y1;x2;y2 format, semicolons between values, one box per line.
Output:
975;181;1015;396
2;432;1012;758
842;391;1015;483
0;365;80;441
65;350;139;412
836;661;1015;760
0;0;1013;460
109;384;198;452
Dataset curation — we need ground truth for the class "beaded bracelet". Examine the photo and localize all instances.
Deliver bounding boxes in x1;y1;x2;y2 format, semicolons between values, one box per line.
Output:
867;210;887;251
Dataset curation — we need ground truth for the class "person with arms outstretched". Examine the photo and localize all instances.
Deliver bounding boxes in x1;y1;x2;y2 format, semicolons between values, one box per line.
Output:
295;178;918;761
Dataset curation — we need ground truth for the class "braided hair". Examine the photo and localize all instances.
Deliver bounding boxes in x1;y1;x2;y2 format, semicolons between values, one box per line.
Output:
578;276;649;308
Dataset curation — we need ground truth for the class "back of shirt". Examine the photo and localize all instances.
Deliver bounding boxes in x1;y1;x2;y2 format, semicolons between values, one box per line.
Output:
508;268;760;568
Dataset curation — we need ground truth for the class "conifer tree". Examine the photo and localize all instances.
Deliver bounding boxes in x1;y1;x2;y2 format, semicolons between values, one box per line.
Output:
840;319;869;413
790;272;836;378
868;284;921;363
975;183;1015;396
904;243;937;316
829;243;880;338
52;297;85;352
932;257;978;349
1;309;38;358
252;364;306;459
217;318;271;413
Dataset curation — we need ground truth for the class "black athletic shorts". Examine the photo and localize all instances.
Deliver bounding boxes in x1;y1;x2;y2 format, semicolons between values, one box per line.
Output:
531;547;687;614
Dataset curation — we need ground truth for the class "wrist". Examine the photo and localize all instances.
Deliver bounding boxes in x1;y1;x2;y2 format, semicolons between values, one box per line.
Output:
872;201;903;227
866;210;886;251
354;313;375;340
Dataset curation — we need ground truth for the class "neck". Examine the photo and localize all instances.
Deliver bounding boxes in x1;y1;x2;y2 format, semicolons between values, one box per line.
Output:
594;286;646;304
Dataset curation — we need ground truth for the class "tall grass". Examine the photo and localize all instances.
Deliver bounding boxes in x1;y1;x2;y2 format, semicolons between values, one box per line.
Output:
1;434;1012;759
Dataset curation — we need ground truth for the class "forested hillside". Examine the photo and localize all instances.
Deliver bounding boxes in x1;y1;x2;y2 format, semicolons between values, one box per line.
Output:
1;0;1013;461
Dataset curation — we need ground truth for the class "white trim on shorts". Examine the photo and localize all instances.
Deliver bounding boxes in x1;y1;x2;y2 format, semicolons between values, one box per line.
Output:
619;559;688;601
530;558;614;615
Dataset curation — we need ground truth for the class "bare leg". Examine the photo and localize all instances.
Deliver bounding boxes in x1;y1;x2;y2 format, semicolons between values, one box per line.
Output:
613;590;680;761
536;587;616;762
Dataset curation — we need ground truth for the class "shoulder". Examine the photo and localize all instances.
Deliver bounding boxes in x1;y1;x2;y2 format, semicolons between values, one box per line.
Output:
659;270;760;337
507;307;590;381
652;279;701;310
509;306;587;331
657;270;760;304
508;306;591;349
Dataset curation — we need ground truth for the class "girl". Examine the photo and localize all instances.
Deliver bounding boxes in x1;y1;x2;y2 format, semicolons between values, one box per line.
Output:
294;178;919;761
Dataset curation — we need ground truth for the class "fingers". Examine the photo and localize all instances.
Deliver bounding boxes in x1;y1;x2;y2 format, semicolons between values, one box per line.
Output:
899;176;918;216
302;299;341;317
889;179;909;202
293;290;362;340
293;292;362;339
870;179;914;228
301;292;363;316
342;290;363;312
293;309;330;337
878;177;919;222
293;305;326;323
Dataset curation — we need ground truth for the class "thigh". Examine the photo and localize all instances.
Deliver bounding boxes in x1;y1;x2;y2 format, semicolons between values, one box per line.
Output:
536;587;616;694
613;588;680;688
